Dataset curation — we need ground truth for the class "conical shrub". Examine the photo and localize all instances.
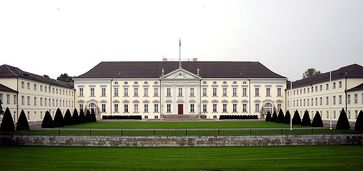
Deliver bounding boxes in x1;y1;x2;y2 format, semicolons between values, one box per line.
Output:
277;109;284;123
1;107;15;132
54;108;64;127
301;110;311;126
355;110;363;132
79;109;85;123
271;111;278;122
284;111;291;124
311;111;323;127
91;109;97;122
85;109;91;122
292;110;302;125
63;109;73;126
72;109;79;124
336;108;350;130
265;111;272;121
42;111;54;128
16;110;29;130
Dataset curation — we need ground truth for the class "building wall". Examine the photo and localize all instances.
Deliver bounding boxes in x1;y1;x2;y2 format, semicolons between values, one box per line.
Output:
0;90;17;120
0;78;75;122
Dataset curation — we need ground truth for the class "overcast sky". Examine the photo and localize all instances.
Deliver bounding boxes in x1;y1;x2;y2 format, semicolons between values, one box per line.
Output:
0;0;362;81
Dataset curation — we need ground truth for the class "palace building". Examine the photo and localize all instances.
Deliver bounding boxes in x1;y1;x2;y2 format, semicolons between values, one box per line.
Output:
0;64;75;122
286;64;363;122
74;61;287;120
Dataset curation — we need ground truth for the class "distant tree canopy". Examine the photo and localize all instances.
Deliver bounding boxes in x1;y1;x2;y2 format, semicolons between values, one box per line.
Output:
57;73;74;82
303;68;321;79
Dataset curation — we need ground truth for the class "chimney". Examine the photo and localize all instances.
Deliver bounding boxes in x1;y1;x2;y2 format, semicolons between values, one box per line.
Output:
197;68;200;76
161;68;164;76
193;58;198;61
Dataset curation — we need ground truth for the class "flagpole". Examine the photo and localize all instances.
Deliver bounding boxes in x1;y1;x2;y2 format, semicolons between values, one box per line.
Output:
290;80;293;131
329;71;332;130
179;38;181;69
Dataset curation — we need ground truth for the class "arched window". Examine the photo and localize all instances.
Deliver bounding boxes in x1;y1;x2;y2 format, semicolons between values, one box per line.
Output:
88;103;97;112
264;103;273;114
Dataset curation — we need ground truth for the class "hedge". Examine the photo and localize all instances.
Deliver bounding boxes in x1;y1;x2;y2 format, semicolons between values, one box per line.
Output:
102;115;142;120
219;115;258;120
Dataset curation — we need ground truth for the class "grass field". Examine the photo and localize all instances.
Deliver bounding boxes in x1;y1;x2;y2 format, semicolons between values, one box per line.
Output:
0;145;362;170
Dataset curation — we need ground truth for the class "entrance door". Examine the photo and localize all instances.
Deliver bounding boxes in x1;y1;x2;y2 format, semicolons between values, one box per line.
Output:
178;104;183;115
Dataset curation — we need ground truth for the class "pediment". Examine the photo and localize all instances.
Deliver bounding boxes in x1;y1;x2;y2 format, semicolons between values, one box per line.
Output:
161;68;201;80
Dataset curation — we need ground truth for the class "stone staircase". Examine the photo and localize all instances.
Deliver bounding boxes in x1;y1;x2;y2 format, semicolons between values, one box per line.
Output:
162;114;201;121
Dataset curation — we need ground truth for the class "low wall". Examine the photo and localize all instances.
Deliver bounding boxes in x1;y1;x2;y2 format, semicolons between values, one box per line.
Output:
0;134;362;147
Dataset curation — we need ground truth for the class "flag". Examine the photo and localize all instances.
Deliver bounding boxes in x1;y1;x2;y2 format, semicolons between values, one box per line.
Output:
179;38;181;47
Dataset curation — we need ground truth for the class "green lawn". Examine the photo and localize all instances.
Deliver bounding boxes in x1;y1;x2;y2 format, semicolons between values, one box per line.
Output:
65;121;297;129
0;145;362;170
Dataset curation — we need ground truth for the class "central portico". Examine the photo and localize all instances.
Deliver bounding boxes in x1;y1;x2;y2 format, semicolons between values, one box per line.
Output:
160;68;201;116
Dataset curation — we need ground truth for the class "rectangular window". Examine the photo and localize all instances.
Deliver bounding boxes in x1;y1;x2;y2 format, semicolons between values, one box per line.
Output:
190;104;195;113
144;88;148;97
154;88;158;97
124;88;128;97
255;88;259;97
27;96;30;105
114;87;118;96
21;81;24;88
6;94;10;104
326;84;329;90
166;88;171;97
315;86;318;92
316;97;318;106
13;95;17;105
154;104;159;113
134;88;138;97
202;104;207;113
326;96;329;105
34;97;37;106
212;88;217;96
348;110;351;119
277;88;282;96
124;104;128;113
243;104;247;112
202;88;207;96
232;88;237;97
333;96;336;105
354;94;358;104
40;85;43;92
40;97;43;106
190;88;195;97
114;104;119;112
223;104;227;113
144;104;148;113
266;88;271;97
320;85;322;91
339;81;342;88
347;94;351;104
319;97;322;106
255;103;260;112
101;104;106;113
90;88;95;97
233;104;237;113
167;104;171;113
79;88;83;96
178;88;183;97
339;95;342;104
21;96;24;105
101;88;106;97
242;88;247;97
27;83;30;89
34;84;37;91
134;104;138;113
311;98;314;106
333;82;336;89
223;88;227;96
79;104;84;110
213;104;217;113
277;104;282;112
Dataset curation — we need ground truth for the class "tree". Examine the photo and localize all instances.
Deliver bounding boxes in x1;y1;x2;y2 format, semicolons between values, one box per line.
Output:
292;110;302;125
311;111;324;127
42;111;54;128
85;109;91;122
336;108;350;130
271;110;278;122
277;109;285;123
72;109;80;124
284;111;291;124
265;111;272;122
301;110;311;126
0;101;4;116
91;109;97;122
355;110;363;132
57;73;73;82
63;109;73;126
79;109;85;123
0;107;15;131
16;110;29;130
303;68;321;78
54;108;64;127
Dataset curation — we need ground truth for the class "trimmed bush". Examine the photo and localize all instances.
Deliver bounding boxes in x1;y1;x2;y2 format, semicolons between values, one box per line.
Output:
85;109;91;122
1;107;15;132
265;111;272;122
292;110;302;125
336;108;350;130
355;110;363;132
311;111;324;127
271;111;278;122
284;111;291;124
91;109;97;122
301;110;311;126
219;115;258;120
63;109;73;126
16;110;29;130
42;111;54;128
277;109;284;123
72;109;80;124
102;115;142;120
79;109;85;123
54;108;64;127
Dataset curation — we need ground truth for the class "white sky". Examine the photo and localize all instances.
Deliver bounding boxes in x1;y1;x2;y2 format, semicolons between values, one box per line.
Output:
0;0;362;81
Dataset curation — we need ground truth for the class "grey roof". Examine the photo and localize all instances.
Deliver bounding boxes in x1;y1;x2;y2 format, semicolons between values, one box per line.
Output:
0;84;17;93
288;64;363;89
77;61;285;78
0;64;74;89
347;83;363;92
